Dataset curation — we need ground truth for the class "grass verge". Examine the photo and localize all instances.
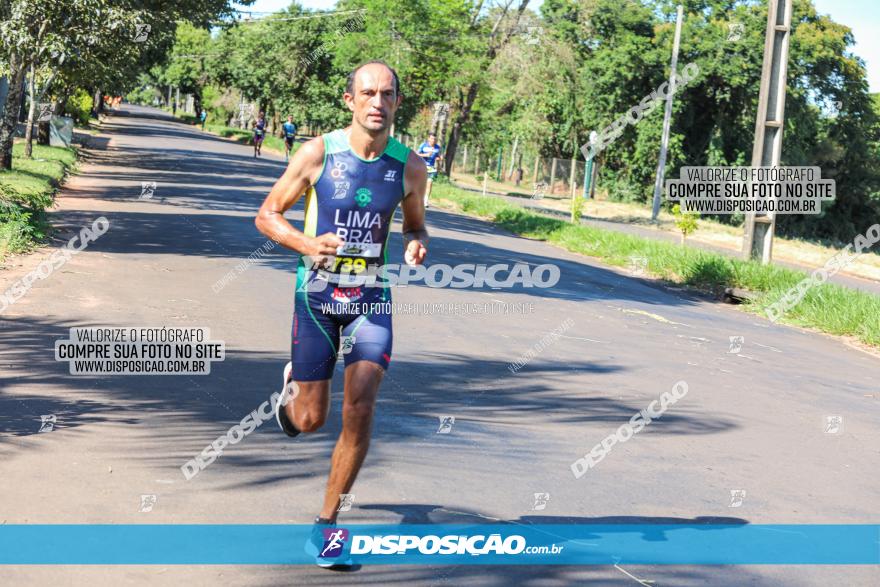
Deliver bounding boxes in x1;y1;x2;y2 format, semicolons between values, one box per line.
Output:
431;182;880;348
0;142;78;259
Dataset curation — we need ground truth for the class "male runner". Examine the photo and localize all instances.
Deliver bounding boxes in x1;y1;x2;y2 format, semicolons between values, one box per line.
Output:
416;133;442;207
282;115;298;161
253;111;267;158
255;60;428;567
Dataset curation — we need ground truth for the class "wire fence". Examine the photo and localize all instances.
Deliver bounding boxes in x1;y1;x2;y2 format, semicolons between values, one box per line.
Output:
451;144;590;198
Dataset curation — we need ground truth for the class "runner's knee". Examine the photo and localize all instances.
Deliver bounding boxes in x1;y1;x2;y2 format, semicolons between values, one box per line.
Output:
293;407;327;432
290;380;329;432
342;395;376;427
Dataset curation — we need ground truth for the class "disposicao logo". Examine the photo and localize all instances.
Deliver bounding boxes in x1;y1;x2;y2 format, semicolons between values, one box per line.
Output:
320;528;349;559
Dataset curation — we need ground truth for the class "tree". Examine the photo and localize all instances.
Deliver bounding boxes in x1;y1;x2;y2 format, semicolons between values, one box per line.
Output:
0;0;252;167
443;1;532;175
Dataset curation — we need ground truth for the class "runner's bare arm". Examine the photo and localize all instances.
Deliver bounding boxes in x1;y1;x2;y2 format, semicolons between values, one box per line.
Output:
255;137;342;256
402;150;428;265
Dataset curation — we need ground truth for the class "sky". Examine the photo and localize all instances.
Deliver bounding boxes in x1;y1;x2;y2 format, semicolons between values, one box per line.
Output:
234;0;879;92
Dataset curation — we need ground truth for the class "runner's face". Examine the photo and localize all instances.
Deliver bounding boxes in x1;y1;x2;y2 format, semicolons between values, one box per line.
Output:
345;65;400;132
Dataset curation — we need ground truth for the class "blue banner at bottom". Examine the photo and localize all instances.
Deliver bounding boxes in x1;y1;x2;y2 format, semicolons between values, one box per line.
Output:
1;524;878;565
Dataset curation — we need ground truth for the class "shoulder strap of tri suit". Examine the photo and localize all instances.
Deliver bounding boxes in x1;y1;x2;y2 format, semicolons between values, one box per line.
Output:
324;129;349;155
384;135;409;164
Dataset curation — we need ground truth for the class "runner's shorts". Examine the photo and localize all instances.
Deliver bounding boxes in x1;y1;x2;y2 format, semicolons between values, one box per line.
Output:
291;267;392;381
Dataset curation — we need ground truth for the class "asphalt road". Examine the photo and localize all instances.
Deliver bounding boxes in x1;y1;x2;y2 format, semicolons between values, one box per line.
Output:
1;105;878;586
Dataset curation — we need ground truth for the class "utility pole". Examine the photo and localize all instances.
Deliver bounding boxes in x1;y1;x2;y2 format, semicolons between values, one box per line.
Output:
742;0;793;263
651;5;684;221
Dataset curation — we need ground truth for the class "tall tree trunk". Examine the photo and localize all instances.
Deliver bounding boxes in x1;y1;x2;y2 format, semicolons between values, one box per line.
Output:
507;135;519;179
0;53;27;170
444;83;478;175
92;88;103;117
443;0;530;175
23;64;38;158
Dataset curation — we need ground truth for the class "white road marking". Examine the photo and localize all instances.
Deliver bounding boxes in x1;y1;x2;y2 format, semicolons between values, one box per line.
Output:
753;342;782;353
558;334;608;344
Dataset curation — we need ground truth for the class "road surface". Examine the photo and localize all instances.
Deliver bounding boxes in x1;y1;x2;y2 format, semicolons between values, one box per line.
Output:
1;105;878;585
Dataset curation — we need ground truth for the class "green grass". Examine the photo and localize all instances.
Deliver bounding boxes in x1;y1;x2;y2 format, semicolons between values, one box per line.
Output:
0;142;78;258
431;183;880;348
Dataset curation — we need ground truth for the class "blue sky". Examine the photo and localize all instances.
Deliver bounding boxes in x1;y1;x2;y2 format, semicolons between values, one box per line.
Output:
235;0;879;91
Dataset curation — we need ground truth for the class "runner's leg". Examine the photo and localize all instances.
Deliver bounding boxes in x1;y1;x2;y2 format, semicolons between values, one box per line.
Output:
424;177;434;207
286;273;339;431
284;380;330;432
318;360;384;521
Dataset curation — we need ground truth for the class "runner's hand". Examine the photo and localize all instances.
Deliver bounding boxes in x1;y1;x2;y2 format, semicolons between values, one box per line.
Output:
404;239;427;266
306;233;343;255
304;233;343;268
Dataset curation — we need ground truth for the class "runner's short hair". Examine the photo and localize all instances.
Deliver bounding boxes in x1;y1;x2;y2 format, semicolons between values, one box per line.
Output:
346;60;400;97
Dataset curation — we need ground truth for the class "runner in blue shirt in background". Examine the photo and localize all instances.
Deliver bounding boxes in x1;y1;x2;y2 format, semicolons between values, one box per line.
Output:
416;133;442;207
282;115;298;161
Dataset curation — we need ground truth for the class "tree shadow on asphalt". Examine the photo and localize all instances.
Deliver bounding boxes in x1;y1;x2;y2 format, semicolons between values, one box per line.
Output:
47;109;714;312
41;203;707;310
0;313;745;586
0;313;736;468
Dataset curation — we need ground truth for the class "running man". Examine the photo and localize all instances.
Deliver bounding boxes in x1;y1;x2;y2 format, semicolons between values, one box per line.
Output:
282;115;298;161
253;110;267;158
416;132;442;207
255;60;428;568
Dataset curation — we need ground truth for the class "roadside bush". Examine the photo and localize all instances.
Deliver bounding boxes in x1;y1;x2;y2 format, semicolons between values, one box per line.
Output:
65;89;93;125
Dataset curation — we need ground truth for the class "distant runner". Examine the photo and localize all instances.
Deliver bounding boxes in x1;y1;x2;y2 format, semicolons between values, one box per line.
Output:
255;60;428;569
282;115;298;161
253;111;267;158
416;132;442;207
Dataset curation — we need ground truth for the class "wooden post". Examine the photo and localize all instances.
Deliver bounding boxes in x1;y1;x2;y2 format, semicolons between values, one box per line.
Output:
462;145;468;174
549;158;558;195
569;155;577;198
